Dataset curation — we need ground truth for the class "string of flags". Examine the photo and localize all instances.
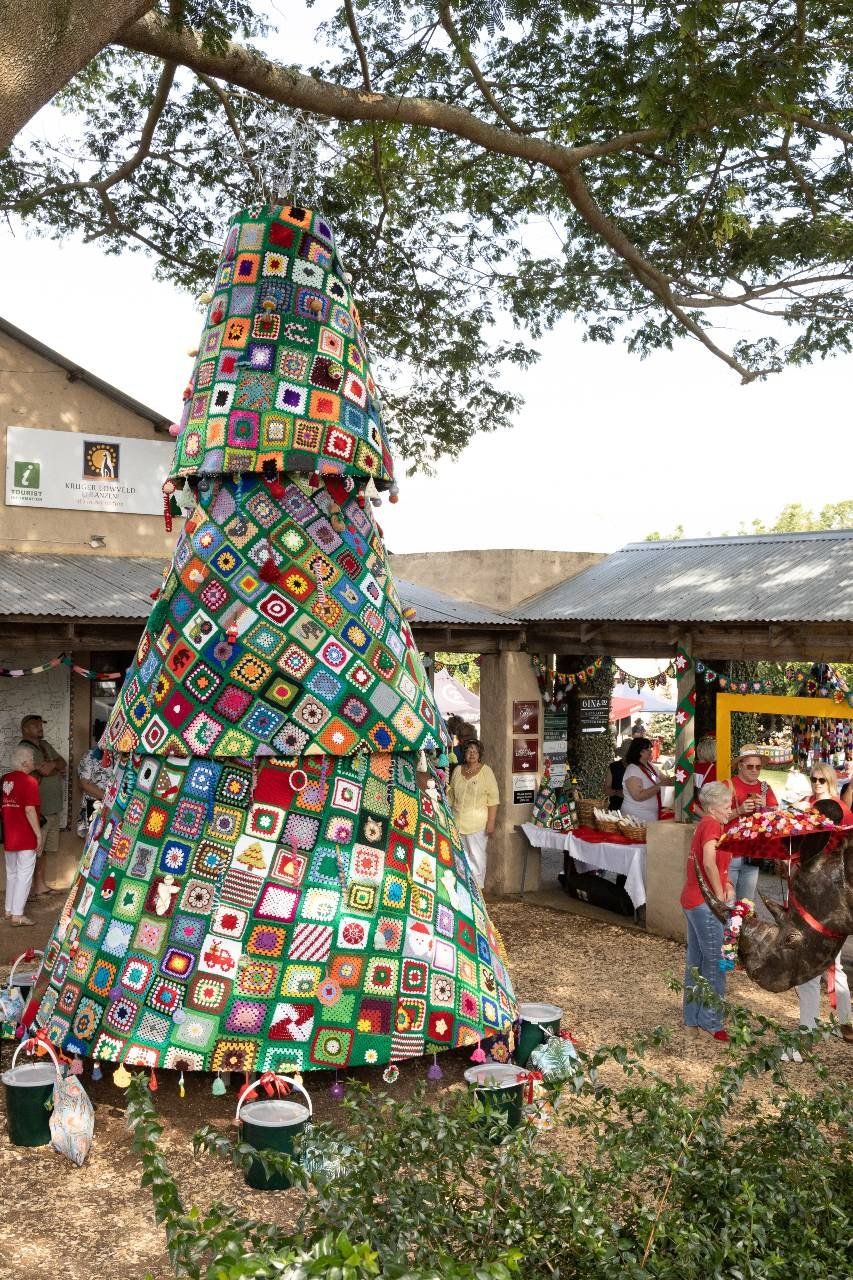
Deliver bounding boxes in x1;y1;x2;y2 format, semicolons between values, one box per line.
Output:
532;656;604;706
612;662;676;689
696;662;852;703
0;654;124;681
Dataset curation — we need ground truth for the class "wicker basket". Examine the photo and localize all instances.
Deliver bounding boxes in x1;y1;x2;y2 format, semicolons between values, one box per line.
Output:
576;797;603;827
595;814;622;835
618;819;647;841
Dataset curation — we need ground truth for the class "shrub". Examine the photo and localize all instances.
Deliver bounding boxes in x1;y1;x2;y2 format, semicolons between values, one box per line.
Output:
128;993;852;1280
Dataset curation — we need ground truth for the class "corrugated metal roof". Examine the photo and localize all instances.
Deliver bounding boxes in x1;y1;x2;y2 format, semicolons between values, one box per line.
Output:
396;578;518;626
521;531;853;624
0;557;519;627
0;554;164;618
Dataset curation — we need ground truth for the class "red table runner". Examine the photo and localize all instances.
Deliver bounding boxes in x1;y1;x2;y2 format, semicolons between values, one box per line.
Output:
573;825;646;847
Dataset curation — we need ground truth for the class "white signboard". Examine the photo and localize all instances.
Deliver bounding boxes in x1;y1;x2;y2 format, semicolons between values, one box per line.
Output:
5;426;174;515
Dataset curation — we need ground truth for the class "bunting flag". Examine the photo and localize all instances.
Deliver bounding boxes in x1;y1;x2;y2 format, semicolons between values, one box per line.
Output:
0;656;125;680
531;656;604;706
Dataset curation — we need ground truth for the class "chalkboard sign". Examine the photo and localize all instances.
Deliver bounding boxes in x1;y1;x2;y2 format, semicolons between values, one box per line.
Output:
579;695;610;735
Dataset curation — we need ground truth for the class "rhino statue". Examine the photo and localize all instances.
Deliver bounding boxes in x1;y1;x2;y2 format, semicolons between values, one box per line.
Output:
697;826;853;992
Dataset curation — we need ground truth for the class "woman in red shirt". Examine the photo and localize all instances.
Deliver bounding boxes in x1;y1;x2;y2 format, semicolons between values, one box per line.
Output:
2;744;42;925
680;780;734;1041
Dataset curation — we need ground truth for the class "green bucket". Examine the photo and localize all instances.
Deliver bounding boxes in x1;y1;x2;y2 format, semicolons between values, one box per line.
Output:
516;1001;563;1066
464;1062;526;1138
236;1076;312;1191
3;1040;60;1147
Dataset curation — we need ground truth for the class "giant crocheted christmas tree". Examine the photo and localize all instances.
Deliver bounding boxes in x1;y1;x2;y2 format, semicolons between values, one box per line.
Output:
31;205;517;1076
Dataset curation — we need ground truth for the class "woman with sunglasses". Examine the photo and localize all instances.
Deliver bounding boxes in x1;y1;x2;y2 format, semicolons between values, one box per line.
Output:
802;761;853;822
726;744;779;903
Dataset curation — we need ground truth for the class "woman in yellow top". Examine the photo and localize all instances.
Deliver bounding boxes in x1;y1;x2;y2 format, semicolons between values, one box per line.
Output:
447;740;499;889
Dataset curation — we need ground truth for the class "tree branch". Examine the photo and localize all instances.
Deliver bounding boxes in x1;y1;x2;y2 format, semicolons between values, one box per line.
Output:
437;1;525;134
15;58;176;210
342;0;391;246
118;10;667;168
557;166;759;382
194;72;269;201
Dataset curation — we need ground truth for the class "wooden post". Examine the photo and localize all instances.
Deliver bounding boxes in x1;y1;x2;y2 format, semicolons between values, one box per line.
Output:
674;643;696;821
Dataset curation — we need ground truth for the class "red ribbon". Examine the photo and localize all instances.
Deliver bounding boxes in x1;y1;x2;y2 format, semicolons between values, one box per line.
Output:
788;889;846;941
243;1071;293;1104
518;1069;543;1104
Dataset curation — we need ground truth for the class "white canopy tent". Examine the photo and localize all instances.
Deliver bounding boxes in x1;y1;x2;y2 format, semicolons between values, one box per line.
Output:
434;668;480;724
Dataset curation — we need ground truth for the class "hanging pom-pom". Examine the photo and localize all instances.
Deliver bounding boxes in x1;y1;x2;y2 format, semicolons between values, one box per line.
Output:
113;1063;132;1089
178;1071;186;1099
470;1041;487;1064
259;553;281;583
356;491;366;509
148;1068;158;1093
426;1053;443;1083
162;479;176;533
198;291;214;305
389;484;400;504
328;1076;345;1101
168;422;183;438
402;607;417;621
91;1063;103;1082
69;1056;84;1077
211;304;224;324
211;1073;226;1097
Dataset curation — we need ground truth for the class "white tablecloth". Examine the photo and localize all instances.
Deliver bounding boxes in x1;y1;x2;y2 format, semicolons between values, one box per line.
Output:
566;833;647;910
520;822;571;852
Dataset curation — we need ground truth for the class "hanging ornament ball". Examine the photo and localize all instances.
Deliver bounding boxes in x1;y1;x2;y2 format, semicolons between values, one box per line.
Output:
426;1057;443;1082
91;1063;103;1082
113;1063;132;1089
382;1065;400;1085
329;1079;346;1101
469;1042;487;1064
211;1075;227;1097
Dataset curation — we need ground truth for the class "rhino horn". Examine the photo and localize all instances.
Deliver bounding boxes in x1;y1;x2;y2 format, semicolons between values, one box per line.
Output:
694;857;729;923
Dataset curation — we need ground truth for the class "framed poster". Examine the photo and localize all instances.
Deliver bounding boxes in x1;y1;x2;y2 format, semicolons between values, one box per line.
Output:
512;738;539;772
512;700;540;734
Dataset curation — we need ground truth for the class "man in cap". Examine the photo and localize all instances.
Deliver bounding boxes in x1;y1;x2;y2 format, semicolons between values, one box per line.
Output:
18;714;66;895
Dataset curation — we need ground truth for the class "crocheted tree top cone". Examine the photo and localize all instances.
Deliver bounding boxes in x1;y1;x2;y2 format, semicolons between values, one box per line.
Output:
169;205;394;487
30;207;517;1073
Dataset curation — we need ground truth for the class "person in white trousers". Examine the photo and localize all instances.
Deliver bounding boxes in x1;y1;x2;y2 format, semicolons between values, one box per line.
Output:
2;744;43;925
782;956;853;1061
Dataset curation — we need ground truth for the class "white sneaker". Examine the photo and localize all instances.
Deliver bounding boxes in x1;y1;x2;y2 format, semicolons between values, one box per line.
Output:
780;1049;803;1063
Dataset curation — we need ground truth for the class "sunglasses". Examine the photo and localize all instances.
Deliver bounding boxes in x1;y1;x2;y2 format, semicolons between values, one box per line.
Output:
810;776;828;784
741;763;761;770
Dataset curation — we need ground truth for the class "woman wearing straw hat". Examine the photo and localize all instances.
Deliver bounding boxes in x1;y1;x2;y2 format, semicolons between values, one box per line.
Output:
726;744;779;903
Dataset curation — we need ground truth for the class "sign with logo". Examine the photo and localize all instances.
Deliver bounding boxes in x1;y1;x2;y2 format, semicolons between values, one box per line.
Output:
512;700;539;734
579;695;610;734
512;773;536;805
5;426;173;515
512;738;539;772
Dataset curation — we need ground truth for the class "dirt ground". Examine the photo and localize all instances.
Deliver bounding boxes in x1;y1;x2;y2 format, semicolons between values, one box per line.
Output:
1;898;851;1280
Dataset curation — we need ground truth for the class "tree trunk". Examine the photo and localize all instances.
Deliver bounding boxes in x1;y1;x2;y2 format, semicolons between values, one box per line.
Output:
0;1;158;152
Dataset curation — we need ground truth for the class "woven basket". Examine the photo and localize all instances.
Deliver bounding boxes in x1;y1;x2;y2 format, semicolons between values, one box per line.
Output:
595;814;622;835
576;797;602;827
618;819;647;841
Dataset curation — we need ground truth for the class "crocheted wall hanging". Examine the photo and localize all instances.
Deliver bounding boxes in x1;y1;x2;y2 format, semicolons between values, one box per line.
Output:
30;204;517;1073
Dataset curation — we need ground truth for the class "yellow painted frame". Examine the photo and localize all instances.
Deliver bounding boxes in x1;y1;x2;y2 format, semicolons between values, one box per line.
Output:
716;693;853;780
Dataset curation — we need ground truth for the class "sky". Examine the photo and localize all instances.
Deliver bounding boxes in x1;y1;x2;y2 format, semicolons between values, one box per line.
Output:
2;3;851;556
